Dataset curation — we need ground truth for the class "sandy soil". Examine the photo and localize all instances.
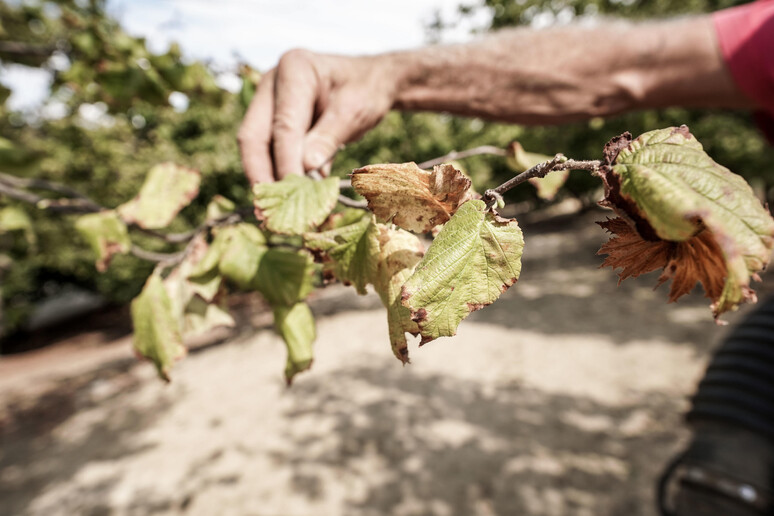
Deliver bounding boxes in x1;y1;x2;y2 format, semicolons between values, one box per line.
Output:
0;208;763;516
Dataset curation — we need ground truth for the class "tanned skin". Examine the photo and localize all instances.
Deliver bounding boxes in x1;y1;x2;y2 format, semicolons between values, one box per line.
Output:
238;16;751;184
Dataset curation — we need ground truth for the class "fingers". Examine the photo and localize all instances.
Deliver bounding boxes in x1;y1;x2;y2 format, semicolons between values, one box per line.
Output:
302;107;349;174
238;68;277;184
272;50;320;179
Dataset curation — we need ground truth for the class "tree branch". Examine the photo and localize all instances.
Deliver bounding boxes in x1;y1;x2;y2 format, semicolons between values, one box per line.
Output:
417;145;507;170
337;195;368;209
483;156;602;208
0;41;56;58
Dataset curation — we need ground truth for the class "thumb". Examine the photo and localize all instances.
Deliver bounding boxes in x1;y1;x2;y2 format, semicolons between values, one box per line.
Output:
302;109;350;174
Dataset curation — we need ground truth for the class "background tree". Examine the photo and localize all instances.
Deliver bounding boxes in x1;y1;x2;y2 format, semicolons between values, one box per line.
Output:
1;0;771;343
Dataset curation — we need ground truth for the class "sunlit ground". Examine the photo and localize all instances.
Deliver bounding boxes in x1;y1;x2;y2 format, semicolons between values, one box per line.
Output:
1;209;754;516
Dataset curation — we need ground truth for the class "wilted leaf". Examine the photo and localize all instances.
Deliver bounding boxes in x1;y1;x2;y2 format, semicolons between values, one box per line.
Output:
132;272;185;382
373;226;424;362
118;162;200;229
205;195;236;222
253;175;339;235
507;141;568;201
598;126;774;317
75;210;131;272
273;302;316;385
351;162;472;233
253;248;317;306
402;200;523;344
304;212;380;295
598;217;726;303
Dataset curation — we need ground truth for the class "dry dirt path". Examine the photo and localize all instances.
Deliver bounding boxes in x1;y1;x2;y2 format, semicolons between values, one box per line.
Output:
1;209;764;516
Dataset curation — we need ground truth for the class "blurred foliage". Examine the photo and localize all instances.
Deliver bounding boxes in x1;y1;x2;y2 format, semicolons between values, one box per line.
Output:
1;0;773;335
0;0;241;334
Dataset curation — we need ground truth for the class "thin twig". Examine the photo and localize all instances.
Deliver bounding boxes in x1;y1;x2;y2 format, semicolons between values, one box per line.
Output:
417;145;507;170
483;156;602;208
131;245;185;263
337;195;368;210
0;181;98;213
0;41;55;57
0;172;100;206
131;226;197;244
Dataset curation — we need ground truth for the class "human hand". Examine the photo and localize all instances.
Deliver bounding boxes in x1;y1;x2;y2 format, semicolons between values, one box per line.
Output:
238;49;398;183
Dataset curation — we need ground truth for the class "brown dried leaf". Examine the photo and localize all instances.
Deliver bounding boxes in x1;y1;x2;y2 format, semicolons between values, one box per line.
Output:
598;217;729;305
598;126;774;318
350;162;472;233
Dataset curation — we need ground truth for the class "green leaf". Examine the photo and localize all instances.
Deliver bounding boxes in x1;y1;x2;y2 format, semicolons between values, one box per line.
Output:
131;272;185;382
507;141;568;201
373;226;424;363
304;213;380;295
183;296;234;338
205;195;236;222
0;206;35;245
351;162;472;233
162;235;233;338
118;162;201;229
75;210;131;272
217;223;267;288
253;248;317;306
166;234;223;306
252;175;339;235
401;200;524;344
273;302;316;385
601;126;774;317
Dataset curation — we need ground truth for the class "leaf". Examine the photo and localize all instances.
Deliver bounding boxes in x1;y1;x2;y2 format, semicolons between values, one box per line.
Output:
273;302;316;385
303;212;380;295
401;200;524;344
0;206;35;245
597;217;726;303
163;235;233;338
131;272;186;382
183;296;235;337
598;126;774;317
253;248;317;306
218;223;267;288
205;195;236;222
165;234;222;305
351;162;472;233
252;175;339;235
373;226;424;363
75;210;131;272
507;141;568;201
118;162;201;229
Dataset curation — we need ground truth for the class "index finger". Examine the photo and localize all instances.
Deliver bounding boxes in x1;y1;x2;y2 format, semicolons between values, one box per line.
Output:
238;68;276;184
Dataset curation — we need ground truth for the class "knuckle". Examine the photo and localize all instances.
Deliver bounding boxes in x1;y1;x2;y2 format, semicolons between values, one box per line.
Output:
272;113;297;136
278;48;314;69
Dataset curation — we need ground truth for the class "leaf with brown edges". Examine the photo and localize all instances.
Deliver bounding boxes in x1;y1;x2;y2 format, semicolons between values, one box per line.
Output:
351;162;472;233
598;126;774;318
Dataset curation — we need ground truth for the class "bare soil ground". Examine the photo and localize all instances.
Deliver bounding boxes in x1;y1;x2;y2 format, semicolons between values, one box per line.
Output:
1;208;766;516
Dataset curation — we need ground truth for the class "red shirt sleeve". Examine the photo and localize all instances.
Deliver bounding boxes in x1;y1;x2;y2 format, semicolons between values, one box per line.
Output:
714;0;774;142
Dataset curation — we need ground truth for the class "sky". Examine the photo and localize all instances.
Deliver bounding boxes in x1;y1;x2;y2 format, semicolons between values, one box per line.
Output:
2;0;489;111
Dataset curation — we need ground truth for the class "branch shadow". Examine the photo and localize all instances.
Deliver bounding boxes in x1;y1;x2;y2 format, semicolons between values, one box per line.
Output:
0;367;171;516
272;364;688;516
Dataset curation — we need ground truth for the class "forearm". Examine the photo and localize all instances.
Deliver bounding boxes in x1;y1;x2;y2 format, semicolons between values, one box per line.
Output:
386;16;749;124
